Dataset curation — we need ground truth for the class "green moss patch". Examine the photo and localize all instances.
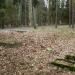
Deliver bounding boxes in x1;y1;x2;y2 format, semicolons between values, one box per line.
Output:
51;55;75;72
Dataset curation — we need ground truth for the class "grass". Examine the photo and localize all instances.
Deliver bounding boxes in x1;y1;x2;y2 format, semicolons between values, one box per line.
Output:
30;26;75;38
32;26;75;32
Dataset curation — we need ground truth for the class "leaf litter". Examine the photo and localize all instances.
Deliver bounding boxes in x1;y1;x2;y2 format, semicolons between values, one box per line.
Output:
0;31;75;75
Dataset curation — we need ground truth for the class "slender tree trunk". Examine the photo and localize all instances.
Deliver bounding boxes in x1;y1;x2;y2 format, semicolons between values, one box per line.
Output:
1;20;4;29
55;0;58;28
69;0;71;27
25;0;27;26
48;0;53;25
29;0;33;26
17;2;21;25
33;7;37;29
72;0;74;28
21;0;26;25
47;0;50;25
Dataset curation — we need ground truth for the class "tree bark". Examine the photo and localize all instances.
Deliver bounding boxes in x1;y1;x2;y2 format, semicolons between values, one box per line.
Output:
72;0;74;28
29;0;33;26
55;0;58;28
33;7;37;29
69;0;71;27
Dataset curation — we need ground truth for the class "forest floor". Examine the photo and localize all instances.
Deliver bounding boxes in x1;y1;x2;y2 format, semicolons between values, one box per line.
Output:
0;26;75;75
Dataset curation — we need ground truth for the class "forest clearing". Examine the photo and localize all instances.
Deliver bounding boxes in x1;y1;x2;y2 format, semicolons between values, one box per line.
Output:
0;26;75;75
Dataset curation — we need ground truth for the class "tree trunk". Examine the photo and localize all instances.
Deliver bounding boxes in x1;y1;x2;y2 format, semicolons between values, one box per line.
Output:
72;0;74;28
55;0;58;28
21;0;25;25
29;0;33;26
69;0;71;27
17;2;21;26
47;0;50;25
33;7;37;29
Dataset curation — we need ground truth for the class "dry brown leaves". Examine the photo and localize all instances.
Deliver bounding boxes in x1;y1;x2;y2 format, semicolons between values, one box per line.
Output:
0;31;75;75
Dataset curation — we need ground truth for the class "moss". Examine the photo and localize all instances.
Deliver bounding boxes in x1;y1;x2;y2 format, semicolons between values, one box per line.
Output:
57;58;75;64
51;58;75;72
51;61;75;71
65;55;75;61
